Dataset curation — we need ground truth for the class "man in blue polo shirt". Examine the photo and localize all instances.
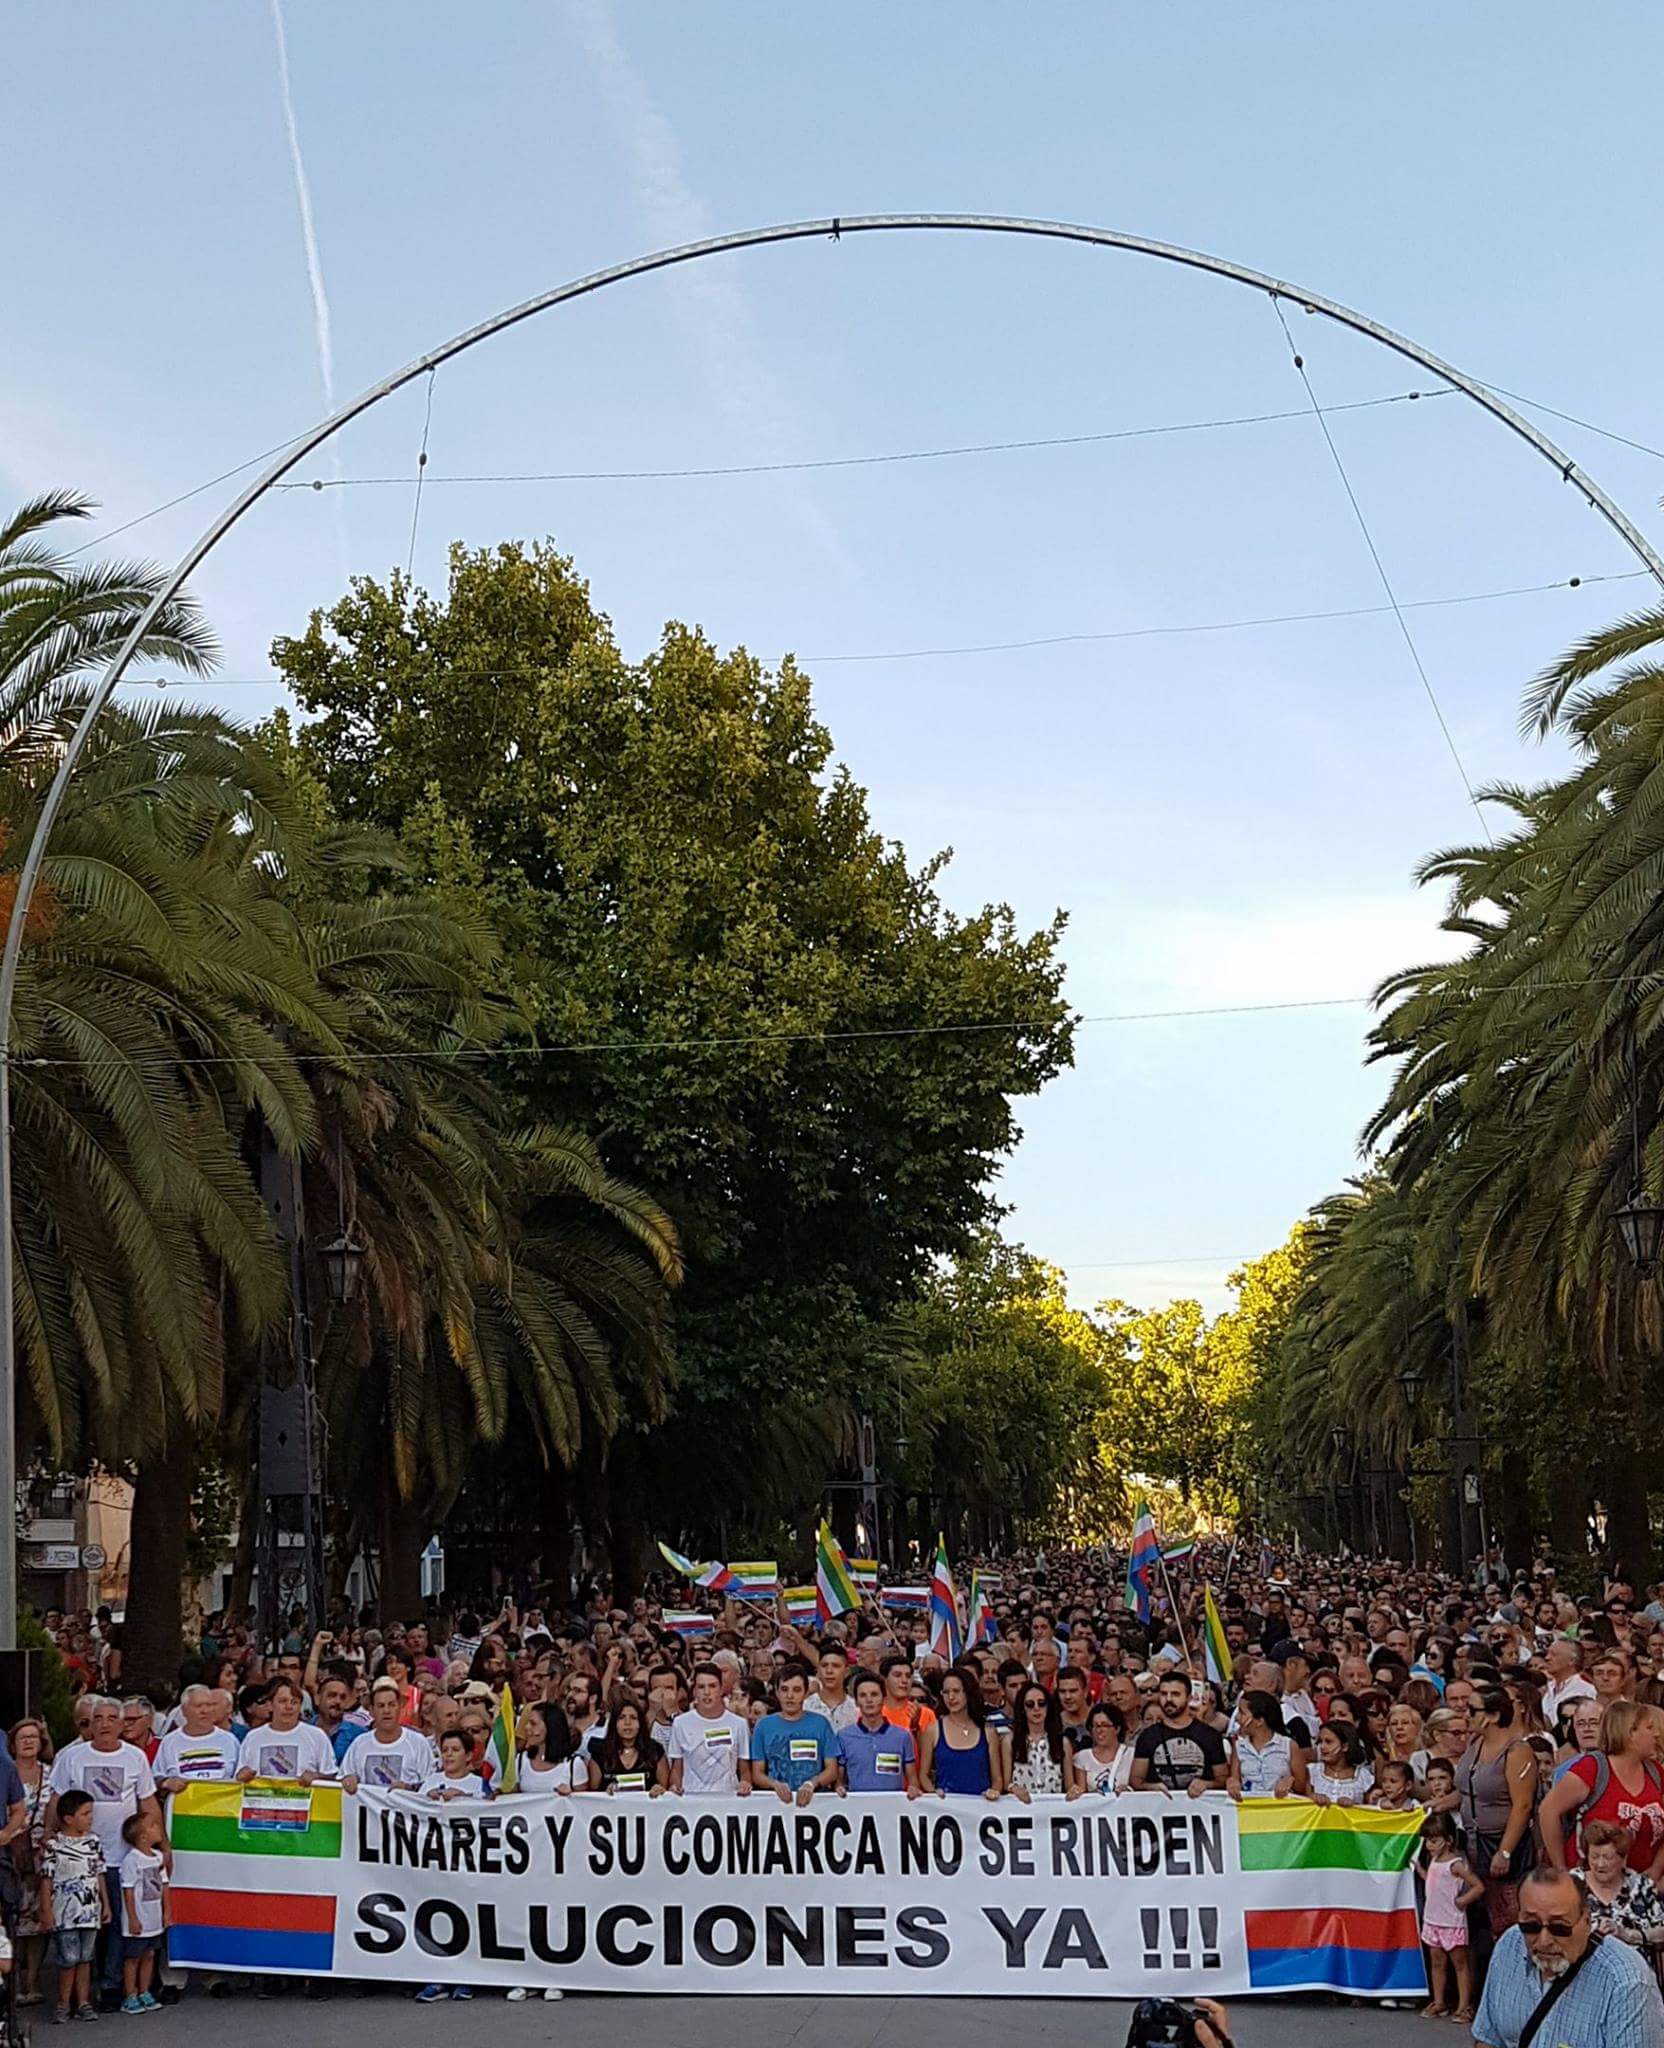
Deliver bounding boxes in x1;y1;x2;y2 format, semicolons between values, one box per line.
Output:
751;1663;839;1806
837;1674;921;1796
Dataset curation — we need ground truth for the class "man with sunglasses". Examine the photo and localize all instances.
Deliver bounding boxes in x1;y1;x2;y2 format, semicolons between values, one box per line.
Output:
1472;1867;1664;2046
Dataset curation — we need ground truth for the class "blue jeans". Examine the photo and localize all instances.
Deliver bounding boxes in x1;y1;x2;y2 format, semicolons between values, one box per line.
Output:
99;1871;127;1991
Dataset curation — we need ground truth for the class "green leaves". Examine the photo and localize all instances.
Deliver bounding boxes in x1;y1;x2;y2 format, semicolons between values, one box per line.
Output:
277;536;1073;1539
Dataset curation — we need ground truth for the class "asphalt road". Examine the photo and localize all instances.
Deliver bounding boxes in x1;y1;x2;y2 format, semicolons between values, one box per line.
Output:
116;1989;1446;2046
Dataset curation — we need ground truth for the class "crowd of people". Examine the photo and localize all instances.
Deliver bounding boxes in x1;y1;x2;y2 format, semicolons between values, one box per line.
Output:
16;1540;1664;2042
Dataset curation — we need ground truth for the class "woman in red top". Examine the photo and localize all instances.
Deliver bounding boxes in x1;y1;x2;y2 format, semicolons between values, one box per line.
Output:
1540;1698;1664;1878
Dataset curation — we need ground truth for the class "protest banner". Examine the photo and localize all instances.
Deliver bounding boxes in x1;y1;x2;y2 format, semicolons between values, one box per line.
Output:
168;1783;1425;1999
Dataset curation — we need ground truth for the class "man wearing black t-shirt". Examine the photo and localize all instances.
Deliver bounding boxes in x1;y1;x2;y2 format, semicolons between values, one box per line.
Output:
1129;1675;1229;1797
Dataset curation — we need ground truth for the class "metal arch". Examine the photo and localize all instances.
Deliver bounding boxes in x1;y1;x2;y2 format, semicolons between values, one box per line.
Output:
0;211;1659;1642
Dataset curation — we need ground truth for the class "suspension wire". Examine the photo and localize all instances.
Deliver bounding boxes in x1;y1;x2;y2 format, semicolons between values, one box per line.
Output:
60;432;314;560
405;369;436;579
272;390;1454;489
1270;295;1494;846
109;568;1648;691
1479;381;1664;465
10;973;1664;1073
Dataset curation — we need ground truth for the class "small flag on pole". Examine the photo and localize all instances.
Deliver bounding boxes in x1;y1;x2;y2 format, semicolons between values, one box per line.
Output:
657;1541;734;1591
881;1585;930;1610
1201;1585;1232;1688
849;1558;880;1591
967;1569;996;1644
815;1522;862;1622
928;1534;962;1662
728;1561;780;1602
663;1610;715;1639
1125;1497;1158;1624
489;1683;518;1795
782;1585;819;1622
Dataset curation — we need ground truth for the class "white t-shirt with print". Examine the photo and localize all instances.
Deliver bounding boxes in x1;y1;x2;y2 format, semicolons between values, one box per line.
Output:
669;1709;749;1795
340;1727;436;1790
48;1740;156;1869
120;1846;167;1938
154;1728;241;1784
236;1722;338;1783
419;1770;487;1800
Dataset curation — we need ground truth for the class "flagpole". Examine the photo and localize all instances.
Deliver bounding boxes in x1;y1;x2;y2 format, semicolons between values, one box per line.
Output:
1156;1544;1197;1675
1222;1532;1241;1597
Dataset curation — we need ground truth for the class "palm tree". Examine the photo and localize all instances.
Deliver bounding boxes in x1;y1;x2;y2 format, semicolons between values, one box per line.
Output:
1350;593;1664;1574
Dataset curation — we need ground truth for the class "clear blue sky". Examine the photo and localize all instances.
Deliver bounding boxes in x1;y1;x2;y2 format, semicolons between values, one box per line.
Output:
6;2;1663;1313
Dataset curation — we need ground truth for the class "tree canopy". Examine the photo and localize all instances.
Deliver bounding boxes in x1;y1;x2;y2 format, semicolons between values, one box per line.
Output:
273;538;1074;1553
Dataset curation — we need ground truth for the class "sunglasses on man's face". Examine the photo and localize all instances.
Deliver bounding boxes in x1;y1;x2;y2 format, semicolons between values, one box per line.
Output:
1518;1918;1580;1939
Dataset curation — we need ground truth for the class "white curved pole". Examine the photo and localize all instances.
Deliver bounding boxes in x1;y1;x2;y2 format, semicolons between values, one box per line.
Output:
1;213;1657;1643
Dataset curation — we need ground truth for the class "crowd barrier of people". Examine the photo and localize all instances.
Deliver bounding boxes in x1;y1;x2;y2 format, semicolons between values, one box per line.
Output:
19;1542;1664;2042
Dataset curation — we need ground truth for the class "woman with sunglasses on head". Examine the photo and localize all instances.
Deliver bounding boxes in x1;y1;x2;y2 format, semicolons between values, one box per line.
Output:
1455;1682;1539;1937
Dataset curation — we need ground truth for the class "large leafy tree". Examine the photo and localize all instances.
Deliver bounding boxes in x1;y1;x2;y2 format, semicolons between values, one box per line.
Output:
886;1234;1123;1547
273;539;1074;1564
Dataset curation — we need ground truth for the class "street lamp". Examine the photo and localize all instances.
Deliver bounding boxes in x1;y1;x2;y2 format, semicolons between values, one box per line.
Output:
1331;1425;1351;1456
319;1231;366;1307
1397;1365;1426;1399
1615;1191;1664;1279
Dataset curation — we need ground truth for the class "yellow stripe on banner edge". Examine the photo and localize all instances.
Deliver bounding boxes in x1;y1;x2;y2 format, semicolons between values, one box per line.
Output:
176;1780;343;1824
1235;1797;1423;1838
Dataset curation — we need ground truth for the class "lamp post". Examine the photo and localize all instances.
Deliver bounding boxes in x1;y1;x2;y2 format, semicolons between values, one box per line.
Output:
0;214;1659;1648
1615;1194;1664;1279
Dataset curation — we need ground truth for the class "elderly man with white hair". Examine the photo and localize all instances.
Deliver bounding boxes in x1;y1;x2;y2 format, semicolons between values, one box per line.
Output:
153;1687;240;1792
45;1696;159;2010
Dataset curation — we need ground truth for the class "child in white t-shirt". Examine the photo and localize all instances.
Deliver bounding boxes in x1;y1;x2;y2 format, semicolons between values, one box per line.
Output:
118;1809;168;2013
420;1730;488;1802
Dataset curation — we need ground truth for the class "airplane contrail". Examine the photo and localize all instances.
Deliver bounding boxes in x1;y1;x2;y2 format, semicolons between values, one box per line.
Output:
269;0;351;582
269;0;333;404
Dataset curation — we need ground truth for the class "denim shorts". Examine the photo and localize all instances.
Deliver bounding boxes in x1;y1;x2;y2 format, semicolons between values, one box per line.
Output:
51;1927;97;1966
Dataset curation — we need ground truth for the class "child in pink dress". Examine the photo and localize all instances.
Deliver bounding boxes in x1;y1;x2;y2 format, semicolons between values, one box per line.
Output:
1418;1810;1485;2022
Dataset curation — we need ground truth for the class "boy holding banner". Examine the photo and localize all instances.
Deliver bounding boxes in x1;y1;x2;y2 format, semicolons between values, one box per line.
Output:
837;1674;923;1796
749;1664;840;1805
668;1666;752;1797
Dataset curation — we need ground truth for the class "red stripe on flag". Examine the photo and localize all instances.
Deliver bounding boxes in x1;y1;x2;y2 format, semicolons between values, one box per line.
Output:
1245;1907;1419;1954
172;1888;336;1936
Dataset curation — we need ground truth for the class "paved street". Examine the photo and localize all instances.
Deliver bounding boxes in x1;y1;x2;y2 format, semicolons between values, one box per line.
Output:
126;1991;1438;2047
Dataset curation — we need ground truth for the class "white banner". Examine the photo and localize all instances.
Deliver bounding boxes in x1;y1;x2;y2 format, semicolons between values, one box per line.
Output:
169;1782;1427;1999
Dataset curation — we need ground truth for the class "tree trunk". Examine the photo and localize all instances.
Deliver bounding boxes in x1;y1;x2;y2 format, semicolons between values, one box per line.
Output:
1498;1448;1536;1580
542;1461;574;1610
123;1429;196;1695
1384;1466;1412;1560
1603;1435;1654;1587
606;1435;646;1606
378;1474;425;1626
1548;1461;1591;1570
